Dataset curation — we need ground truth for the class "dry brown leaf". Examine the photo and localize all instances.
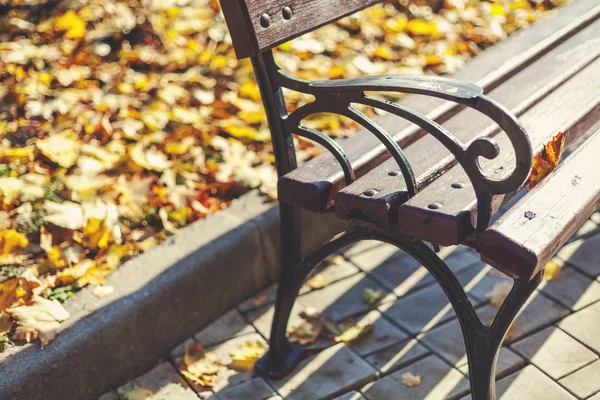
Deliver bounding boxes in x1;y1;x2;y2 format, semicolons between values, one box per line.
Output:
180;342;223;388
6;295;69;348
528;132;566;189
484;281;513;307
228;340;267;371
288;320;322;345
401;372;422;387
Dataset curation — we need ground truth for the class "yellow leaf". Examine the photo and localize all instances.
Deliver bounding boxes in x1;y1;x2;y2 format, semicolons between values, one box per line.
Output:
180;342;223;388
0;178;23;205
0;229;28;255
75;218;112;250
239;81;261;101
407;20;439;37
55;11;87;39
77;262;113;287
229;340;267;371
123;388;154;400
544;259;562;281
490;3;507;16
306;273;329;289
528;132;565;189
402;372;422;387
325;319;374;343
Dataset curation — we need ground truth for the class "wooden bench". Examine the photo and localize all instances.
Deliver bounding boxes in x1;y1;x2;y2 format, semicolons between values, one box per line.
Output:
219;0;600;398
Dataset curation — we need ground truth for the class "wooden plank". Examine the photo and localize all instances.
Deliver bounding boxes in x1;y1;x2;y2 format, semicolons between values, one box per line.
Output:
395;56;600;246
221;0;382;59
278;0;600;212
334;19;600;228
477;129;600;280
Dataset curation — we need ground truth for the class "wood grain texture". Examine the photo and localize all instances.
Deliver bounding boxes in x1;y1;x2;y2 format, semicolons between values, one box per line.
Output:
334;19;600;228
478;129;600;280
395;56;600;246
277;0;600;212
221;0;382;59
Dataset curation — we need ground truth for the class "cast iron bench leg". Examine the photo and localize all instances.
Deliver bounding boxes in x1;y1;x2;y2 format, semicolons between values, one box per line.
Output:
256;226;543;400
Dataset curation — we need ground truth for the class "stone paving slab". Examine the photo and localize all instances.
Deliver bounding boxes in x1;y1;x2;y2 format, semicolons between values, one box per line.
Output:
268;343;377;400
297;273;395;322
378;267;488;336
457;348;525;380
507;291;570;343
558;359;600;399
558;233;600;278
348;310;408;357
333;391;367;400
116;363;198;400
461;365;576;400
348;245;482;298
364;338;431;375
539;266;600;311
213;378;275;400
362;354;470;400
511;326;598;380
558;301;600;353
194;309;256;348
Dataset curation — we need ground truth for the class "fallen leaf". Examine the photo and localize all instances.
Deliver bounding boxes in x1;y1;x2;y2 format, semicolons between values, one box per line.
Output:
178;342;223;388
43;201;85;230
7;295;70;348
252;294;267;308
0;277;39;312
306;273;329;289
485;281;513;307
228;340;267;371
288;320;322;345
36;132;81;168
528;132;565;189
325;319;374;344
122;387;154;400
92;285;114;298
0;314;12;334
299;307;322;320
544;259;562;281
402;372;422;387
361;287;385;306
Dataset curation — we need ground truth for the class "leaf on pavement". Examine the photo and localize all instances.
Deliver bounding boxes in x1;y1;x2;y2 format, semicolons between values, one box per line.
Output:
288;320;322;345
325;318;374;344
361;287;385;306
122;387;154;400
228;340;267;371
401;372;422;387
306;273;329;290
6;295;70;348
180;342;223;388
544;259;562;281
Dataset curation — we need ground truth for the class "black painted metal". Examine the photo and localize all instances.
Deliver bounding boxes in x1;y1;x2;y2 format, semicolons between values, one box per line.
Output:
250;50;539;400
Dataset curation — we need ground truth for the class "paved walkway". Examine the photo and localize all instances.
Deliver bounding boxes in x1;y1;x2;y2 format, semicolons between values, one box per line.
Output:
101;210;600;400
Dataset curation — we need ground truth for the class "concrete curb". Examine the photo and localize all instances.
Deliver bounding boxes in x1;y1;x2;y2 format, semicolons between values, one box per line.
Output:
0;191;349;400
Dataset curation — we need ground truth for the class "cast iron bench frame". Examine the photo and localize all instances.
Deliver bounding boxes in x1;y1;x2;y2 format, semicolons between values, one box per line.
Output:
219;1;600;398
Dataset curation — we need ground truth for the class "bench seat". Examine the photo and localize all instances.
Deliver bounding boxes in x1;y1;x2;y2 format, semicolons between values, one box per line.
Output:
278;0;600;213
478;128;600;280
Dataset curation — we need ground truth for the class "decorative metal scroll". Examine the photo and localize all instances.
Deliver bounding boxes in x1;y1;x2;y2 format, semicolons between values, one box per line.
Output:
256;51;533;234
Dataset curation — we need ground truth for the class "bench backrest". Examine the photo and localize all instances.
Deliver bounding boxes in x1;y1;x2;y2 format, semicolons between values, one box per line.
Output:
220;0;382;59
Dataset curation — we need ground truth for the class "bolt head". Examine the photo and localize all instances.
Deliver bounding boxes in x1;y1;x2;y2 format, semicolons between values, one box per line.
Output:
282;6;293;20
260;13;271;27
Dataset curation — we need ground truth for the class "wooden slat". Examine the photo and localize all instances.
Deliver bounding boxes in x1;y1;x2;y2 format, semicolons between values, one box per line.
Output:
278;0;600;212
221;0;382;59
334;19;600;227
477;129;600;280
395;56;600;246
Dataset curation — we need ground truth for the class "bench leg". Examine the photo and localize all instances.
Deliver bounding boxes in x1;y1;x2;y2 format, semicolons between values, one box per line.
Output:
255;203;310;379
466;270;543;400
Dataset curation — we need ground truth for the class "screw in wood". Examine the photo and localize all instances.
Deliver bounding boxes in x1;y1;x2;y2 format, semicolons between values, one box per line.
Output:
451;182;465;189
364;189;378;197
388;171;400;176
428;203;442;210
282;6;293;20
260;13;271;28
524;211;536;220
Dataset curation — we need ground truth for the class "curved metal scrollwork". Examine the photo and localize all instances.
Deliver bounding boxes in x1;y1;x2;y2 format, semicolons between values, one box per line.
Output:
257;51;532;233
